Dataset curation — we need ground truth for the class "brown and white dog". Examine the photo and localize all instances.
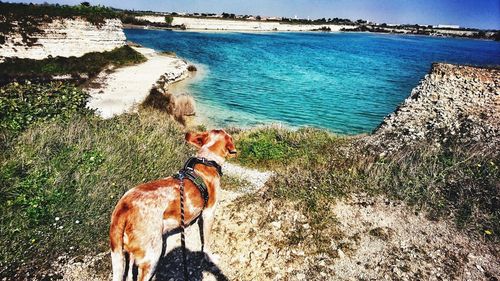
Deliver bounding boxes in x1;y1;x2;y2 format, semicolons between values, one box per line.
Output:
109;130;236;281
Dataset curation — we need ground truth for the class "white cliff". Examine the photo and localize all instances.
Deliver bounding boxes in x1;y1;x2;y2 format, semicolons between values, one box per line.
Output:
0;18;126;61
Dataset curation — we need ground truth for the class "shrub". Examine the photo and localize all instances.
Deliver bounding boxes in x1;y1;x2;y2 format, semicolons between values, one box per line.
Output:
141;87;175;113
173;94;196;119
142;89;196;125
0;81;92;134
0;45;147;85
165;15;174;25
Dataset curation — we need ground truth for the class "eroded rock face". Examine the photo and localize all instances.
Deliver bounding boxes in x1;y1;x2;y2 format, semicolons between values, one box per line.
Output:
369;63;500;153
0;18;126;61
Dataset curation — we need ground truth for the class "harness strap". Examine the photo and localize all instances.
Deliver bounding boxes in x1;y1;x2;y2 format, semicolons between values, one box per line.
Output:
178;173;189;281
173;169;209;208
173;157;223;281
183;157;223;177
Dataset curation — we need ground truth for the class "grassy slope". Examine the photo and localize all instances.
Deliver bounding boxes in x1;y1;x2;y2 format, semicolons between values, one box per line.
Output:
0;111;197;277
0;45;147;84
233;127;499;242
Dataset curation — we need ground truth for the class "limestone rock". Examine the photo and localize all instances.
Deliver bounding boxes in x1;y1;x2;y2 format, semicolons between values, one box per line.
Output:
0;18;126;61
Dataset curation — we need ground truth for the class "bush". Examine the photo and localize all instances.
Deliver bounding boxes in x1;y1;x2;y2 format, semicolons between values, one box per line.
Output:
0;81;92;134
0;45;147;85
173;94;196;120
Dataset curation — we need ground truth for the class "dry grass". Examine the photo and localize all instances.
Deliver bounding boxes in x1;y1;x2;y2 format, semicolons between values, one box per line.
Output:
142;88;196;126
233;126;499;243
365;141;499;237
173;94;196;122
0;110;192;278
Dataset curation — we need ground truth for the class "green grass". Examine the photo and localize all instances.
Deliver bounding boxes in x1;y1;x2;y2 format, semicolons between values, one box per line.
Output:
0;45;146;84
366;143;499;236
233;127;499;243
0;110;194;278
0;81;92;134
232;127;366;253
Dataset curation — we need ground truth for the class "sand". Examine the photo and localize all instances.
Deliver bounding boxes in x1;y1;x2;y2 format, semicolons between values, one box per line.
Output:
86;46;189;119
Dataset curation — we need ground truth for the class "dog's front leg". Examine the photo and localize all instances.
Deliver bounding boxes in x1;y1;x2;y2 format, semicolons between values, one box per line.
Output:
201;207;220;263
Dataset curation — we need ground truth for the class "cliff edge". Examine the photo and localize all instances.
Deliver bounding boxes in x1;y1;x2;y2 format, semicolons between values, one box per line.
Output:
369;63;499;153
0;18;126;61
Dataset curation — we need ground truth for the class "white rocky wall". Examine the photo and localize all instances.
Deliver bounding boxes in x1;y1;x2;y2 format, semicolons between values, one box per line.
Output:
0;18;126;60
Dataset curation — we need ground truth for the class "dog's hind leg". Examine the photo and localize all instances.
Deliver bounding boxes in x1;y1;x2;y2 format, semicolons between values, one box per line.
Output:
126;252;135;281
135;235;163;281
111;250;126;281
201;207;220;263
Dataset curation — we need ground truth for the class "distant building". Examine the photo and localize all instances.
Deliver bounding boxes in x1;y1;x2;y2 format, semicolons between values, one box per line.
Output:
434;24;460;29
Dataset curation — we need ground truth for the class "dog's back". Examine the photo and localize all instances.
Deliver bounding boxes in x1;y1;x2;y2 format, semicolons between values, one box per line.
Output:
109;178;177;281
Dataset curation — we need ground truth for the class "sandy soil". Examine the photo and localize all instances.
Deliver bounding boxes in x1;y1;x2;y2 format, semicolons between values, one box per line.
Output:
86;47;189;119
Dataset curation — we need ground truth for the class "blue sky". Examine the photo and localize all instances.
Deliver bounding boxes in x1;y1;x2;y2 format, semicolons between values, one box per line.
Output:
12;0;500;29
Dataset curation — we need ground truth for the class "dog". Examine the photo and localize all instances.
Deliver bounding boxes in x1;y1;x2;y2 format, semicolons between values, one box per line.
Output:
109;129;237;281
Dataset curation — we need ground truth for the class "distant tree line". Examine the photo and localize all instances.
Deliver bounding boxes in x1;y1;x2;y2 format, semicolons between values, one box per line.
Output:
281;17;358;25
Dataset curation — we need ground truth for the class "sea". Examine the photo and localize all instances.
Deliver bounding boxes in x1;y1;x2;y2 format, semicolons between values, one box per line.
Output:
125;29;500;134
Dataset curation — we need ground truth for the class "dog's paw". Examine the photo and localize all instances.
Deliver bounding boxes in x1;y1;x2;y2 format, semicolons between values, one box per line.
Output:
204;251;221;264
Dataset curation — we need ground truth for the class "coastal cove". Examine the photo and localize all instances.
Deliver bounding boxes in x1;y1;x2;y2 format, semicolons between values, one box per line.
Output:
125;29;500;134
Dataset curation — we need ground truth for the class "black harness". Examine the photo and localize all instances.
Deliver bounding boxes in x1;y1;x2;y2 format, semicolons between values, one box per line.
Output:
173;157;223;281
173;157;222;207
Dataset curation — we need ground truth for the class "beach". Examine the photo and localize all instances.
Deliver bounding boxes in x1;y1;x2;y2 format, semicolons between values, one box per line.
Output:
86;46;190;118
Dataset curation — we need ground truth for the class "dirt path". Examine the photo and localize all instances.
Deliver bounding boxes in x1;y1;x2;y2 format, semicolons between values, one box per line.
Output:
86;47;189;119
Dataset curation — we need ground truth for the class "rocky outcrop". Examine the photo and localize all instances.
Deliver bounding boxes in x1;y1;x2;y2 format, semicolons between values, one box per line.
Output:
369;63;499;153
0;18;126;61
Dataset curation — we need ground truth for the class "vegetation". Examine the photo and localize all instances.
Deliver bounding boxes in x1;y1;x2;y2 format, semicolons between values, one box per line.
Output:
367;143;499;234
233;127;499;244
0;45;146;85
165;15;174;25
0;76;235;278
0;87;497;277
0;82;92;135
0;110;197;278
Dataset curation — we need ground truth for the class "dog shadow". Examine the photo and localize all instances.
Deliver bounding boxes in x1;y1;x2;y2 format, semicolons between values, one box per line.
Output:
154;248;228;281
153;217;228;281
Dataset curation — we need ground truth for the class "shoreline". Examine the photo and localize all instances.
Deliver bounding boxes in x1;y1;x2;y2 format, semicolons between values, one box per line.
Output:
124;24;499;42
86;46;191;119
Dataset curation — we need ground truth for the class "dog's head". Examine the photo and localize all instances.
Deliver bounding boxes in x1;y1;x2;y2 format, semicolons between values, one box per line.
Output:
185;129;237;162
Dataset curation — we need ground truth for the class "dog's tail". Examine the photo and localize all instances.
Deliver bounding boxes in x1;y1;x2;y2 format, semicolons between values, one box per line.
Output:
110;203;128;281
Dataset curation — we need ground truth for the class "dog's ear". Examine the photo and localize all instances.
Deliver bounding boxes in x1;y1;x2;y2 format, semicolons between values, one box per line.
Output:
225;135;237;155
185;132;209;148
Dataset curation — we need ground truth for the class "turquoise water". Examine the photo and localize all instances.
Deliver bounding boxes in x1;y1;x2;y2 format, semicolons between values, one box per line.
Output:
125;29;500;134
